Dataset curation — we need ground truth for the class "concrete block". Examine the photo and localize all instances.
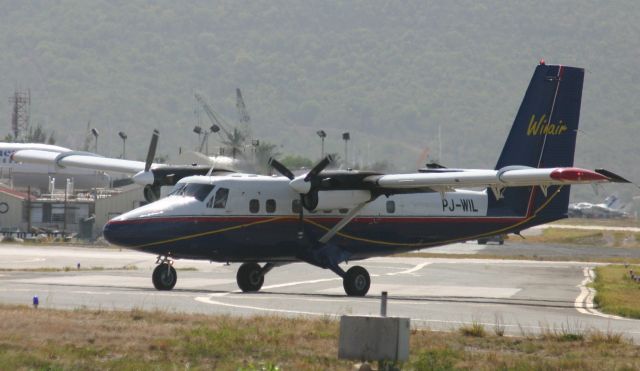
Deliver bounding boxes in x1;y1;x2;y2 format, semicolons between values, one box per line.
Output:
338;315;410;361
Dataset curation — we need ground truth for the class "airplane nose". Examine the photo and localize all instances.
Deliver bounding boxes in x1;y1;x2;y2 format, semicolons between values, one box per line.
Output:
102;220;136;247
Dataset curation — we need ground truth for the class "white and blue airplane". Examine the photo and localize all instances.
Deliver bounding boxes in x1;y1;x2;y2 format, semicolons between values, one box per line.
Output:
11;132;238;201
36;63;640;296
0;142;111;190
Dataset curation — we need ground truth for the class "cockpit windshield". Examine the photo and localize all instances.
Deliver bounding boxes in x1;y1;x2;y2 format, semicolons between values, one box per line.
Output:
169;183;215;202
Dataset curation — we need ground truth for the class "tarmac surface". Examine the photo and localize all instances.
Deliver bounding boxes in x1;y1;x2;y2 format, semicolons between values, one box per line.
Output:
1;242;640;341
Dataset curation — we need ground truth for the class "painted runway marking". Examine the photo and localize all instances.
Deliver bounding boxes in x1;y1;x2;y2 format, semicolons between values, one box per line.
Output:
200;262;427;301
385;262;431;276
575;267;629;320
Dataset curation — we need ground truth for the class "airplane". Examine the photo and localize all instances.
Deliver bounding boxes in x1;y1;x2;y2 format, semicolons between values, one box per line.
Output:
11;132;238;202
569;194;629;218
102;62;630;296
0;142;111;190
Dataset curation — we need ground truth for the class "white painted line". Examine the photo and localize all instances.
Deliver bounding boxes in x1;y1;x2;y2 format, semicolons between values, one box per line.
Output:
385;262;431;276
575;267;630;320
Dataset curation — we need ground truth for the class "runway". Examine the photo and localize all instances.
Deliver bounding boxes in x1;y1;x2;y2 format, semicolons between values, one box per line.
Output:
1;243;639;341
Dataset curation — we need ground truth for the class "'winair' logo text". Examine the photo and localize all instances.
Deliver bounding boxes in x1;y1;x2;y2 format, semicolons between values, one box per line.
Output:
526;114;568;136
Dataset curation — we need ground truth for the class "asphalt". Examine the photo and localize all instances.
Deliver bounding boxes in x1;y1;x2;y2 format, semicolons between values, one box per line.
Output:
0;242;639;341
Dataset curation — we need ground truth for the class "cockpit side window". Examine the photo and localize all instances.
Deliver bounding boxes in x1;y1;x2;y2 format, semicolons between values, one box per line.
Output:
213;187;229;208
169;183;187;196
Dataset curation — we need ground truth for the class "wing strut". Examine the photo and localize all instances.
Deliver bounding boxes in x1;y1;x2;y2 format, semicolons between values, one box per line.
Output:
318;202;368;244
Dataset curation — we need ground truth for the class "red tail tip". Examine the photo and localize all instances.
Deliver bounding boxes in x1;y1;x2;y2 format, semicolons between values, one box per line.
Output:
550;168;608;182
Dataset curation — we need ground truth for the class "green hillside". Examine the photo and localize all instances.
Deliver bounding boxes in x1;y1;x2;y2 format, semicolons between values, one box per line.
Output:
1;1;638;199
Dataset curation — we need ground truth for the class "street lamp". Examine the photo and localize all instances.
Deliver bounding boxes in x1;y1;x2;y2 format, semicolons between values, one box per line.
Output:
91;128;99;154
118;131;127;159
316;130;326;158
342;132;350;168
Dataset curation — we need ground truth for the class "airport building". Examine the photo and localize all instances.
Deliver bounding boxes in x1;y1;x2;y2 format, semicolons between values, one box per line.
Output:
0;184;146;240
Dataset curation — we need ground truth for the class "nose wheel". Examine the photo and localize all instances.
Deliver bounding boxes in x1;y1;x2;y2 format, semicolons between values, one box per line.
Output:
152;262;177;290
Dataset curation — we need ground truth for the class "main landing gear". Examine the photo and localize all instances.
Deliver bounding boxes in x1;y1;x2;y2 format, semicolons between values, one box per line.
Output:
153;256;177;291
236;262;275;292
342;266;371;297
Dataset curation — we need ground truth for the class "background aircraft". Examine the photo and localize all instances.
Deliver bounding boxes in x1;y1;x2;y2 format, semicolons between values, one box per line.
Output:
0;142;110;191
12;130;240;202
568;194;629;218
102;63;630;296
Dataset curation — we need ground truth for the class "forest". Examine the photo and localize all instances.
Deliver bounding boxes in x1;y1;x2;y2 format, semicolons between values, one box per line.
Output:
0;1;638;200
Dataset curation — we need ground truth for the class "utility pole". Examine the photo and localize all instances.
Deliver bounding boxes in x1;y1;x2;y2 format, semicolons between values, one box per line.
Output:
316;130;326;159
342;132;350;168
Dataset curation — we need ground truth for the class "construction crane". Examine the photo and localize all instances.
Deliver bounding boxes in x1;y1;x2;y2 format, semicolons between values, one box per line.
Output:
194;93;234;140
236;88;252;139
194;93;246;159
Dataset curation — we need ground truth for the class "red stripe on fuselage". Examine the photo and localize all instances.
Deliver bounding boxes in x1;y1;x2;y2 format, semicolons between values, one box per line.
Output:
107;215;526;225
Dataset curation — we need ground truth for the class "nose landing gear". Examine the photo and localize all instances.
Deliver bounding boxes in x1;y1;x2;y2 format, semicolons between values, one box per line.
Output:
152;256;177;290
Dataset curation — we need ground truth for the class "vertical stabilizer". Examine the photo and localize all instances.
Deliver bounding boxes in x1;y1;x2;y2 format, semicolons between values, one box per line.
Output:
491;63;584;220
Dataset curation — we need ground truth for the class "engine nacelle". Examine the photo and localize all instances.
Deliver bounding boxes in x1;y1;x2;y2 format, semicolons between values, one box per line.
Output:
309;190;372;211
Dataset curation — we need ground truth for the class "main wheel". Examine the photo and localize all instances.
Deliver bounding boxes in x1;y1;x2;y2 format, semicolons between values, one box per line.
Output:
152;263;177;290
237;263;264;292
343;266;370;296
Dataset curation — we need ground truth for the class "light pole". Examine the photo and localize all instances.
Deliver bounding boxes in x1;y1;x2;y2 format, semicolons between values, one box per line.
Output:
91;128;99;154
118;131;127;159
342;132;350;168
316;130;326;158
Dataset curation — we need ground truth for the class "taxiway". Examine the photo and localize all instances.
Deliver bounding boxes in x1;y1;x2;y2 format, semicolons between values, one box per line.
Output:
0;243;638;341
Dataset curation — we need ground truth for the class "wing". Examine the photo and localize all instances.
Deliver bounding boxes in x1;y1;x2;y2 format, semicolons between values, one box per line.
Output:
12;149;148;174
364;166;628;197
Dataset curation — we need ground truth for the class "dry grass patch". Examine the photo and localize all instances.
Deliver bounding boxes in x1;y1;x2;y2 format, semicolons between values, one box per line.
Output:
397;252;640;264
1;305;640;370
592;265;640;319
553;218;640;228
516;228;640;248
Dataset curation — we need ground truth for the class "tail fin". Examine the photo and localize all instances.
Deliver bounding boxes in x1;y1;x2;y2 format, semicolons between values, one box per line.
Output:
491;63;584;221
495;63;584;170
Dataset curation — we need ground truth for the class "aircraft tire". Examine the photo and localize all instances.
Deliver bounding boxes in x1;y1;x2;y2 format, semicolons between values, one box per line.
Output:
343;266;370;297
152;263;177;290
237;262;264;292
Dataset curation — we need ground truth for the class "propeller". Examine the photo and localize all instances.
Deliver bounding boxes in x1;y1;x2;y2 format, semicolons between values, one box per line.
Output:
145;129;159;172
269;155;333;238
132;129;161;202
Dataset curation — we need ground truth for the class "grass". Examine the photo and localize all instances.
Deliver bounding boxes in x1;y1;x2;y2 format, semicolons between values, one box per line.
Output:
592;265;640;319
515;228;640;248
0;305;639;370
398;252;640;264
553;218;640;228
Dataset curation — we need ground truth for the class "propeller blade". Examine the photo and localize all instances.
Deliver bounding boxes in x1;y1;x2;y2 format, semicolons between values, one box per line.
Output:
268;157;294;180
144;129;160;172
304;155;333;181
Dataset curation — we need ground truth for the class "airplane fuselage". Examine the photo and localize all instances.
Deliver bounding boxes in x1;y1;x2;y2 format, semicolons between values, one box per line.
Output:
103;174;547;263
0;143;111;190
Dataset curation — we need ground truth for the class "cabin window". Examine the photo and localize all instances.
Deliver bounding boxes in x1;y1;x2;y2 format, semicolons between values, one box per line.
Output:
266;199;276;213
339;208;349;214
292;199;301;214
249;199;260;213
213;187;229;208
386;200;396;214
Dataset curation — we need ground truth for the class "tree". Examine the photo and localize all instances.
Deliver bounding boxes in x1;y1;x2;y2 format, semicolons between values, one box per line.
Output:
253;141;281;174
281;155;313;170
